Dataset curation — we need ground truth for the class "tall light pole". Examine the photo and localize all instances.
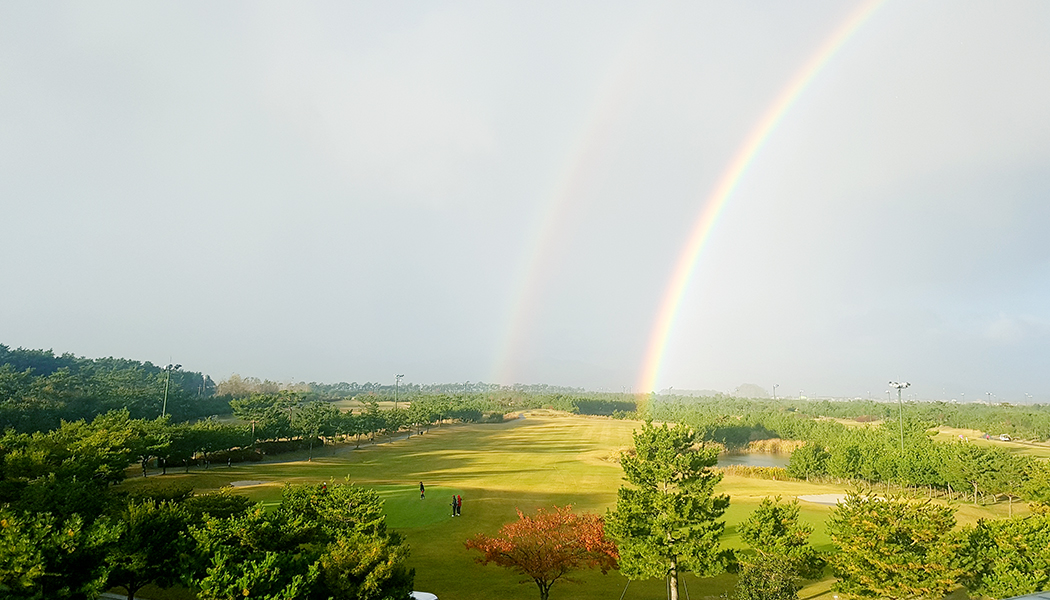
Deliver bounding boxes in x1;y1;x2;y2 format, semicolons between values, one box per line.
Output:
395;374;404;410
162;363;181;418
889;381;910;455
772;384;779;401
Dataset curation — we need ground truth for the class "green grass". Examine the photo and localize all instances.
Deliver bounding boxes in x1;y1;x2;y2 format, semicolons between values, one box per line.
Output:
121;414;1017;600
933;426;1050;459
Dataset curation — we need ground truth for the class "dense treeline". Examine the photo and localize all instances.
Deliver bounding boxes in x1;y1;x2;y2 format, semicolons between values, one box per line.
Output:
643;397;1050;509
0;345;225;432
0;409;412;599
646;395;1050;443
828;491;1050;600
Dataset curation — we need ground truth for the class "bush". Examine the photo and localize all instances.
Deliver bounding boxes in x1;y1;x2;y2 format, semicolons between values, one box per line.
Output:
208;448;263;464
736;554;802;600
184;490;254;522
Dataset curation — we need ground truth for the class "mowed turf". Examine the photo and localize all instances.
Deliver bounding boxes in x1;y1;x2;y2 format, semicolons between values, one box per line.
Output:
121;413;1020;600
933;426;1050;459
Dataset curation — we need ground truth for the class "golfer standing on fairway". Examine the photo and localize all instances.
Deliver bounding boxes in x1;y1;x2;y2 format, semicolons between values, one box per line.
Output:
419;481;425;499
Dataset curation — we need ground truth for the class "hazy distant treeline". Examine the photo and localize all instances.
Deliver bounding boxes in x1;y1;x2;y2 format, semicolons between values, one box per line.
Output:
305;380;587;397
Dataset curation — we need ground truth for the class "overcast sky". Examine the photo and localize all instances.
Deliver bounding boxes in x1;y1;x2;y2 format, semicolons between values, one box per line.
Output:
2;1;1049;401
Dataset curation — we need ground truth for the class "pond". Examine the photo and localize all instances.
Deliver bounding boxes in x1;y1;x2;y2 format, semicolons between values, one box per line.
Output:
716;453;791;469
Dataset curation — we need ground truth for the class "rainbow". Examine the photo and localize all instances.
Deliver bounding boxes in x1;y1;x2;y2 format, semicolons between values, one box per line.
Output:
492;28;651;385
636;0;886;394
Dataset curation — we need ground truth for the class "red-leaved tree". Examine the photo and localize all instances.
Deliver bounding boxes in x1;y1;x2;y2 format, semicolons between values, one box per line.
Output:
464;505;618;600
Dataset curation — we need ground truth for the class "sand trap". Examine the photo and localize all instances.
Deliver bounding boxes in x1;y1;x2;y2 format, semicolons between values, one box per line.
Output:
229;480;268;487
798;493;846;506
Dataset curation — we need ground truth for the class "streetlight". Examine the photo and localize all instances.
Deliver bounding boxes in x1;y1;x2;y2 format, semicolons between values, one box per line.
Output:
772;384;779;401
162;363;181;418
889;381;910;455
395;374;404;410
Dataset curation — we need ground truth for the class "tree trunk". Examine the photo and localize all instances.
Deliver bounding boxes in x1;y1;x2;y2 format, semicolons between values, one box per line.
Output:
536;579;550;600
669;560;679;600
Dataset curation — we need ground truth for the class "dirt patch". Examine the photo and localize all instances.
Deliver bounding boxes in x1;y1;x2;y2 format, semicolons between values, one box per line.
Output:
798;493;846;506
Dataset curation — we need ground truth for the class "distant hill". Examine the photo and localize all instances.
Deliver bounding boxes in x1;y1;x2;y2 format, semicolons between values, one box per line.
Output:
733;383;770;399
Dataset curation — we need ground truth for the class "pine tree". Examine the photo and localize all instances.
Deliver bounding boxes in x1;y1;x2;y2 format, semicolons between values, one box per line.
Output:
606;421;730;600
735;496;824;600
828;490;963;599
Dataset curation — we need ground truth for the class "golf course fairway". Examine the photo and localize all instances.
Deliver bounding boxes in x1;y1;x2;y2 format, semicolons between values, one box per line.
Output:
122;412;1002;600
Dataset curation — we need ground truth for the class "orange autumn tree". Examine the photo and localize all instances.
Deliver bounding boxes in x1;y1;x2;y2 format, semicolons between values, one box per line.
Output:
464;505;619;600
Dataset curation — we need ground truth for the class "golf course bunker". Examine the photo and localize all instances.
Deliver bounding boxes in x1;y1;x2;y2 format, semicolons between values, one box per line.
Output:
798;493;846;506
229;480;269;487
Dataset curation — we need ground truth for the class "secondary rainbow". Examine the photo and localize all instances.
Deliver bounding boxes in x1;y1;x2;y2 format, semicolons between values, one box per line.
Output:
491;27;651;385
636;0;886;394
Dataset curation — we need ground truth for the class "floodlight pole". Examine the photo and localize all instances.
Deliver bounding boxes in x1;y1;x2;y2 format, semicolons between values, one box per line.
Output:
889;381;910;455
395;374;404;410
162;363;181;418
